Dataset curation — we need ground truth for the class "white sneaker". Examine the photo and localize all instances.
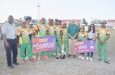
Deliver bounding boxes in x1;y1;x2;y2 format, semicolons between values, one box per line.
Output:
81;56;85;60
78;56;82;59
25;57;28;60
53;53;56;56
32;55;36;59
86;57;89;60
89;58;92;61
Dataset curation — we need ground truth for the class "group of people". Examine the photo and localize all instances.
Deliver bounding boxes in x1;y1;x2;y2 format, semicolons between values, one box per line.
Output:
68;21;110;64
1;15;111;69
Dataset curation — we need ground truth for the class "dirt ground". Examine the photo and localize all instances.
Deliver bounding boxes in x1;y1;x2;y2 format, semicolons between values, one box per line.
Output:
0;30;115;75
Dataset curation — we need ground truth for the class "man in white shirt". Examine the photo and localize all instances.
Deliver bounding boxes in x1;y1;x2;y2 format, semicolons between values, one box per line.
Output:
2;15;19;68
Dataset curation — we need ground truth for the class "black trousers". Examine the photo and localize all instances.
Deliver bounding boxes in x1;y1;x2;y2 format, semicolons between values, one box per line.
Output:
87;38;94;58
87;52;93;57
5;38;18;66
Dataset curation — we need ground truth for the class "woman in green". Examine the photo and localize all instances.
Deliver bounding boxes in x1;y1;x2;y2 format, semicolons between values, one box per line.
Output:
77;26;87;60
44;19;56;57
54;20;61;59
17;21;33;64
48;19;55;36
39;18;49;59
97;23;110;64
61;23;68;56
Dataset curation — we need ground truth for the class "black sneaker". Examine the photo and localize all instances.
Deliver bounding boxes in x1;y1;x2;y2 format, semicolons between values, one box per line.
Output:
63;55;65;59
73;55;76;58
8;65;15;69
67;54;71;57
60;55;65;59
13;62;20;65
104;61;110;64
98;59;102;62
56;56;59;59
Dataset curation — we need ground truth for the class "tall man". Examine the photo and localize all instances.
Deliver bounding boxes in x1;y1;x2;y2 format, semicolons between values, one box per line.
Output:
2;15;19;68
67;20;80;58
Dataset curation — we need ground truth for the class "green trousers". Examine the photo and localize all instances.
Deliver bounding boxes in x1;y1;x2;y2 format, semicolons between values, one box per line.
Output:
56;37;61;55
97;41;109;61
64;38;68;52
20;44;32;60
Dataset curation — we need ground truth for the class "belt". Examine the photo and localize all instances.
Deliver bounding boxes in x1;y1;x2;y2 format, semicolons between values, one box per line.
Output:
7;38;16;40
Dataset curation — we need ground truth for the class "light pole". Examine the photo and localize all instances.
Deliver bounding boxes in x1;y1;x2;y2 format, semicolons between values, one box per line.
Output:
37;0;40;20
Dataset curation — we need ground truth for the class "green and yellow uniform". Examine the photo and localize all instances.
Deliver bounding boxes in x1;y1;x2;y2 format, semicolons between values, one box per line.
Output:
77;31;87;56
39;24;48;57
55;25;61;56
77;32;87;42
46;25;56;57
97;28;110;61
48;25;55;36
17;27;32;60
62;28;69;52
33;24;40;37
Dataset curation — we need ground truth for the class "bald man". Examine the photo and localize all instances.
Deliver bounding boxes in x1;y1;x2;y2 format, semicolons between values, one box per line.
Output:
2;15;19;68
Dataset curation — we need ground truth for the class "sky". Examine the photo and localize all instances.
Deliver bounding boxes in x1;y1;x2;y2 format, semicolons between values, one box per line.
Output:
0;0;115;22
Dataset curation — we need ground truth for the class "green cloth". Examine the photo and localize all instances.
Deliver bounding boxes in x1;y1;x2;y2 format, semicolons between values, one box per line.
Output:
54;27;61;55
97;32;109;61
22;35;30;44
97;42;108;61
39;25;49;56
63;29;68;52
78;33;86;42
49;26;55;36
39;25;46;37
99;33;107;42
40;31;46;37
20;44;32;60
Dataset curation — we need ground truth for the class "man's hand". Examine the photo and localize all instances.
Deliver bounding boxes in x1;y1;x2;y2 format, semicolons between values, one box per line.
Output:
4;41;9;48
71;37;74;40
68;33;73;39
17;43;20;48
3;34;9;48
99;40;106;44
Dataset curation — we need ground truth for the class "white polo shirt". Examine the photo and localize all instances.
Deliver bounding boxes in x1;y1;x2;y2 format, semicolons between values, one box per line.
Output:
84;25;88;32
2;22;16;39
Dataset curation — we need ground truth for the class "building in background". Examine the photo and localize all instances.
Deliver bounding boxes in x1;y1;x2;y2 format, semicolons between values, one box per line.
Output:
107;20;115;29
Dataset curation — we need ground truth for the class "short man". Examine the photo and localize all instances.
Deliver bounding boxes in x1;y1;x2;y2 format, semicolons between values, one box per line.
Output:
2;15;19;68
67;20;80;58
